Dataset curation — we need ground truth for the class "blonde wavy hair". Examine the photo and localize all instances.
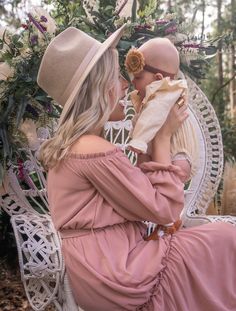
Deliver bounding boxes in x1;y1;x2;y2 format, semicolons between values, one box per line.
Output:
39;48;120;170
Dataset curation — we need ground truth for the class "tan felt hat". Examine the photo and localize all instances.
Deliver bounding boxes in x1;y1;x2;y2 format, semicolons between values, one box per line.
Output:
37;24;126;125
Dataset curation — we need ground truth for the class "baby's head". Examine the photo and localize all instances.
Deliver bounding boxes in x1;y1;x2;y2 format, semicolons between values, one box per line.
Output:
125;38;180;99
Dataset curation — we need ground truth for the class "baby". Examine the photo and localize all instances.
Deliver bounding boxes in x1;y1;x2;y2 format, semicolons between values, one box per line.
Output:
125;38;198;177
125;38;198;239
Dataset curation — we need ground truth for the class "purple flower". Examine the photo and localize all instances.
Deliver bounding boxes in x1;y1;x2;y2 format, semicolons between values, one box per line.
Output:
26;104;39;118
40;24;47;31
17;159;25;181
28;13;46;34
46;103;53;113
182;43;201;48
40;15;48;22
144;24;152;29
165;25;177;34
30;34;38;45
156;20;168;25
134;24;151;31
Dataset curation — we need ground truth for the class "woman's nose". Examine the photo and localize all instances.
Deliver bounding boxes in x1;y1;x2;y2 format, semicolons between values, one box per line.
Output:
122;79;129;90
120;75;129;90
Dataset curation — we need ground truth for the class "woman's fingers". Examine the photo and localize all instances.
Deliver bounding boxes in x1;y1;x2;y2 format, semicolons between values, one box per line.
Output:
155;94;189;139
174;104;189;122
172;102;187;118
169;103;189;129
176;105;189;125
175;97;185;108
175;92;187;109
180;110;189;122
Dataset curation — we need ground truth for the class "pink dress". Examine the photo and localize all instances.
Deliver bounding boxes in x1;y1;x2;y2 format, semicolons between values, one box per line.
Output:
47;147;236;311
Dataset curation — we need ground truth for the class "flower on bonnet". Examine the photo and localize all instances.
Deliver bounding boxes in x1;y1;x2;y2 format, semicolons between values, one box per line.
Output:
125;48;145;74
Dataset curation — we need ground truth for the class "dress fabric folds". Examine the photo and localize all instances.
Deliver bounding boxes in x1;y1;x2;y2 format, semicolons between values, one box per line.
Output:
47;148;236;311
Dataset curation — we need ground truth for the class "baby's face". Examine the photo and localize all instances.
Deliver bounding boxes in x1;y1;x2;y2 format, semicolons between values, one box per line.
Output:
131;70;156;100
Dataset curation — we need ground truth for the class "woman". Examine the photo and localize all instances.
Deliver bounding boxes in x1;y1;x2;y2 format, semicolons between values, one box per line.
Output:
38;25;236;311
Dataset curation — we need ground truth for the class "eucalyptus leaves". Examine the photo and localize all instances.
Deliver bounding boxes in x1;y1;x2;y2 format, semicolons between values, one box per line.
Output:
0;7;60;185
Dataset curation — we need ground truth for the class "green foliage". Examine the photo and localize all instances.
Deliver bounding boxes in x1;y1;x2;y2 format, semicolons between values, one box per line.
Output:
0;12;62;182
138;0;158;20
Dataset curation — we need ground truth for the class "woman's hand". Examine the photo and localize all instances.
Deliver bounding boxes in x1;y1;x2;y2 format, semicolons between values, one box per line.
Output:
156;96;189;138
152;96;189;164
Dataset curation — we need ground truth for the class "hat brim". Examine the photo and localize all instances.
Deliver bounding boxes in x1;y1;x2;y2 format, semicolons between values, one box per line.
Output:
58;24;126;126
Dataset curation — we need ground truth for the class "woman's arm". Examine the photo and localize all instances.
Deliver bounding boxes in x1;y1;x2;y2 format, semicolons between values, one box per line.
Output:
69;134;185;224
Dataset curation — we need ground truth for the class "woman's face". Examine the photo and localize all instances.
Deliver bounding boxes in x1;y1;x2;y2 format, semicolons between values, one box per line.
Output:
108;74;129;122
109;73;129;105
119;73;129;99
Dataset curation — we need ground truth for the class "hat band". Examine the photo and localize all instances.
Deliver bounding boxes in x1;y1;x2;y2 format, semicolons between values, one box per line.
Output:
60;42;101;106
144;64;176;79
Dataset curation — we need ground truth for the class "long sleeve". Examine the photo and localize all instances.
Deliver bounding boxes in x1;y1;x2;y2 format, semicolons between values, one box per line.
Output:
78;150;184;225
172;157;191;183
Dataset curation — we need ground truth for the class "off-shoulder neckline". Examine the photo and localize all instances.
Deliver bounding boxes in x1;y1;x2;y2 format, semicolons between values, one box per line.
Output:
66;147;122;159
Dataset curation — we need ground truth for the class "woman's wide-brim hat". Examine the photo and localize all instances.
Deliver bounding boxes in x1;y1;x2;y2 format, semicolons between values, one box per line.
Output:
37;24;126;125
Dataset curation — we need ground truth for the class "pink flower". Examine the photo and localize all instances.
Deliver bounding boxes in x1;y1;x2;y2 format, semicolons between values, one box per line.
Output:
21;23;29;30
17;159;25;180
165;25;177;34
156;20;168;25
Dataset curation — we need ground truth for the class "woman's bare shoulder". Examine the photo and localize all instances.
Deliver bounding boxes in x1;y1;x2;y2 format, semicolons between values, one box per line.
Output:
70;135;115;154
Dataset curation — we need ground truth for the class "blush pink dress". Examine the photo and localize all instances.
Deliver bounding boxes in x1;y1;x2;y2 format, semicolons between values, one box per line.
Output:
47;147;236;311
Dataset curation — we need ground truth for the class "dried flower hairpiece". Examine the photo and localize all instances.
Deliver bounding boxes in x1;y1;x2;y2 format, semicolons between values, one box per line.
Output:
125;48;145;74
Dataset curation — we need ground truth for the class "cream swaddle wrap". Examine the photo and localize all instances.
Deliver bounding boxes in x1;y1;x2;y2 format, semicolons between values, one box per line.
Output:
128;77;198;176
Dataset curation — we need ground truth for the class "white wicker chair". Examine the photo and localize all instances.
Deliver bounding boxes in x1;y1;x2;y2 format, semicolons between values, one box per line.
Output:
1;76;236;311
